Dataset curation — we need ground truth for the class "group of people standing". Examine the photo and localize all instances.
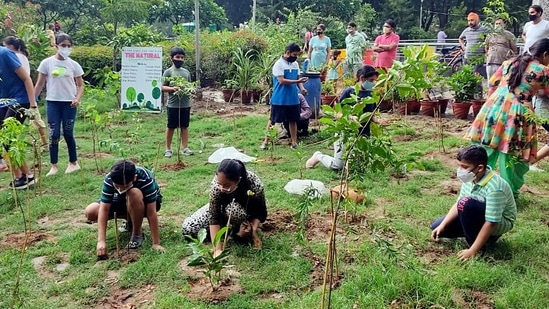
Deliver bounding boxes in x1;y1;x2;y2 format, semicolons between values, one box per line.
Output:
1;33;83;188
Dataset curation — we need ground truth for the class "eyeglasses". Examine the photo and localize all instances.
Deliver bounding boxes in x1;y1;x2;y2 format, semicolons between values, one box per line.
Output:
214;178;239;193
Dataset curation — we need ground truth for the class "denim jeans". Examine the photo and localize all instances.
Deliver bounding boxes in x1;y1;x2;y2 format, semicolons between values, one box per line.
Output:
430;197;500;247
47;101;77;164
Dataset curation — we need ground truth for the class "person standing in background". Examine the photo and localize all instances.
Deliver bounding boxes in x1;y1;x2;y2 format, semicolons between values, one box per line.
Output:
373;19;400;70
303;27;313;52
459;12;488;77
437;27;447;51
522;5;549;54
343;22;367;77
485;18;517;80
307;24;332;69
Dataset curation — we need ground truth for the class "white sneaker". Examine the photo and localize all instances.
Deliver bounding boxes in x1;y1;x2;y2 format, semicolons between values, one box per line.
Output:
164;150;173;157
182;148;194;156
65;163;81;174
46;166;58;176
530;164;544;172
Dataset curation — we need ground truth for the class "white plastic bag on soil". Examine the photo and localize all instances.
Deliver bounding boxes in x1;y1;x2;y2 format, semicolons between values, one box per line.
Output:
208;147;256;164
284;179;329;198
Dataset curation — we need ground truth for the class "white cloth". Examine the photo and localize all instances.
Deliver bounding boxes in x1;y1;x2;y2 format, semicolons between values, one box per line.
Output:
523;20;549;53
208;147;256;164
37;56;84;101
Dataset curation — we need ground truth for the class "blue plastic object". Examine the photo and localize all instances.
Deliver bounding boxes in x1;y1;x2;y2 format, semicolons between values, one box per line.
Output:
302;59;310;73
301;72;321;119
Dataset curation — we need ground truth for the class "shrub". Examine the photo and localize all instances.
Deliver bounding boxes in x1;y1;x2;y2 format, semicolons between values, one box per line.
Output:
71;45;117;85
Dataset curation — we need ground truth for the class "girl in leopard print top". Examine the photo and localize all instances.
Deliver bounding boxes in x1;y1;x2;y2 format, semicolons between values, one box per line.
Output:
182;159;267;256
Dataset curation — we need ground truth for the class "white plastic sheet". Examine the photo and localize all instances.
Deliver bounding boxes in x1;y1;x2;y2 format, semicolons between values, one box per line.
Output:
284;179;329;198
208;147;257;164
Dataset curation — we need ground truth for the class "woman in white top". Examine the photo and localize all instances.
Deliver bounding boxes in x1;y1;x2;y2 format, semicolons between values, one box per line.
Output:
34;34;84;176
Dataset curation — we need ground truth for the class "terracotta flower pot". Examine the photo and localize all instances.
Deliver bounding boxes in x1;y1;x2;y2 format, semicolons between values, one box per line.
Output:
438;99;449;115
398;100;420;115
240;90;252;104
379;100;392;112
222;89;235;102
420;100;439;117
321;94;338;106
471;99;485;117
452;102;472;119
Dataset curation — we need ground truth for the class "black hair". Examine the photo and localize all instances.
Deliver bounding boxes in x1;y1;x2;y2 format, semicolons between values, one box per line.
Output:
508;38;549;90
332;49;341;60
3;36;29;57
457;145;488;166
317;24;326;31
531;4;543;15
110;160;136;185
215;159;252;211
356;65;379;80
385;19;396;29
170;46;185;58
55;33;73;45
348;22;357;28
285;42;301;53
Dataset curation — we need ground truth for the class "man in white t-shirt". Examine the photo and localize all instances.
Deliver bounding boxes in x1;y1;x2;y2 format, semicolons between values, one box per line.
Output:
522;5;549;53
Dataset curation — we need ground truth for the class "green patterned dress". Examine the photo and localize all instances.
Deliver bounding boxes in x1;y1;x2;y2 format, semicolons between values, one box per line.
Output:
465;59;549;161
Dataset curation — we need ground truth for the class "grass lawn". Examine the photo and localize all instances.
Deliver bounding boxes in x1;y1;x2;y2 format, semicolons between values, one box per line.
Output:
1;90;549;308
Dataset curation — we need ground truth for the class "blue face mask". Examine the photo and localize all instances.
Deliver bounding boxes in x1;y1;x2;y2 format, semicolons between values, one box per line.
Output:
362;81;375;91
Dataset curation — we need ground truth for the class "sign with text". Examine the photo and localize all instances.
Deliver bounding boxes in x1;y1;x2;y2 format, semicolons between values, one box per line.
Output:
121;47;163;112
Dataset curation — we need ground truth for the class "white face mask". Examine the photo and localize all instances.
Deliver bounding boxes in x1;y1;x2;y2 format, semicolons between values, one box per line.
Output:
114;184;133;195
456;167;477;183
58;47;72;59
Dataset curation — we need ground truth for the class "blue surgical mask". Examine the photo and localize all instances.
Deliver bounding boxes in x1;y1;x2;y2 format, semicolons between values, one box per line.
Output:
362;81;375;91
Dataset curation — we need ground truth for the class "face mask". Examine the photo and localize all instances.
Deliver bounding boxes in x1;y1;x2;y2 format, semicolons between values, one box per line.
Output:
529;14;538;21
456;167;477;183
173;60;184;68
58;47;72;59
346;29;352;34
317;31;323;35
286;56;297;63
494;25;503;30
362;81;375;91
114;184;133;195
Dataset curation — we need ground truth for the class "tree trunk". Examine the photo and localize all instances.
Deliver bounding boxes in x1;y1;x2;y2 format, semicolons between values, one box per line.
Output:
533;0;549;20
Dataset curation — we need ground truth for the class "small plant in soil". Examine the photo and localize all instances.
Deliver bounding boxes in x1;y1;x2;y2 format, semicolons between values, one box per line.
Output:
268;125;278;159
186;228;232;291
295;185;320;242
82;103;108;173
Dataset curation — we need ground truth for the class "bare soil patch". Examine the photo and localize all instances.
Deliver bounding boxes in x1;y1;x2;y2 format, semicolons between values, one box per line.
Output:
178;256;243;304
415;245;455;264
82;152;113;159
95;284;155;309
0;231;54;248
451;289;495;309
159;161;190;171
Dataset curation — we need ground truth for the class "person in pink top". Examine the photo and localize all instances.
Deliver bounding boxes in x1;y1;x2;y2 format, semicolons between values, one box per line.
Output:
373;19;400;69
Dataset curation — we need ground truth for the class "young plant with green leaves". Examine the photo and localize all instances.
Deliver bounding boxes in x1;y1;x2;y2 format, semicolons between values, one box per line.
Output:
186;228;232;291
164;76;197;98
295;185;320;242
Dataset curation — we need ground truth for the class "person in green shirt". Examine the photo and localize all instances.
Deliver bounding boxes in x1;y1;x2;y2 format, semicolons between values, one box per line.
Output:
343;22;367;77
162;47;193;157
430;145;516;260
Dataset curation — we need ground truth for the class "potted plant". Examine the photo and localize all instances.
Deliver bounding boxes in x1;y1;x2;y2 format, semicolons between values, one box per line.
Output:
232;47;258;104
321;80;337;106
448;64;483;119
221;79;238;103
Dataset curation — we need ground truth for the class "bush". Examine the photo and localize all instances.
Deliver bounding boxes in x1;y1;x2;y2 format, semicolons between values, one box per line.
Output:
71;45;117;85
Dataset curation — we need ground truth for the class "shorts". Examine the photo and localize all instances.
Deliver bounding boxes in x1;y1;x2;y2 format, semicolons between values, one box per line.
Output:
270;104;300;123
99;192;162;219
167;107;190;129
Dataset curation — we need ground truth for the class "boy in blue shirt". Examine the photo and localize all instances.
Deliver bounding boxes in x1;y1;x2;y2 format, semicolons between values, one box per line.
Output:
261;42;308;149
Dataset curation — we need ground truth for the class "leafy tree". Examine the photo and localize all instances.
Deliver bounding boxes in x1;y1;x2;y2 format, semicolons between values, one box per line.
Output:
150;0;228;27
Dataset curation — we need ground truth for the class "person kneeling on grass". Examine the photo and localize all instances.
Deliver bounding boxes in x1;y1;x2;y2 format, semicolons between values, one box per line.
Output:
430;145;516;260
85;160;164;258
182;159;267;257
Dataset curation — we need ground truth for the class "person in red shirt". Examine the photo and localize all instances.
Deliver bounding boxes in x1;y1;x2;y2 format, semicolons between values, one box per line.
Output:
373;19;400;69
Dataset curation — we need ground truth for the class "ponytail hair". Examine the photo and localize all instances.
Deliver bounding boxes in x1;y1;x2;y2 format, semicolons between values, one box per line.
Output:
2;36;29;57
508;38;549;90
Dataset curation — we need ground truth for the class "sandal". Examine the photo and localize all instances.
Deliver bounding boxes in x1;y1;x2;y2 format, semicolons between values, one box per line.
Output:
125;234;144;249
